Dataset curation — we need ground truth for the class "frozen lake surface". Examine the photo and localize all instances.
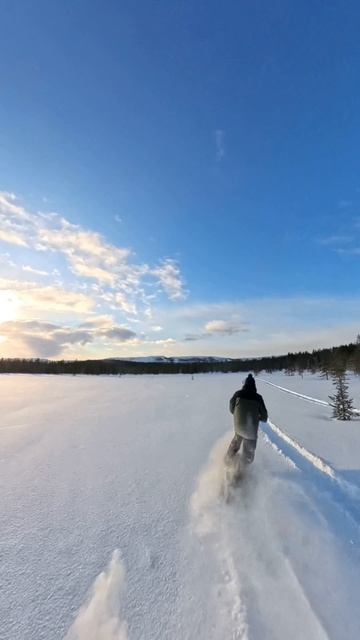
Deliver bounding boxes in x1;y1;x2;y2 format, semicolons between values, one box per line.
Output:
1;372;360;639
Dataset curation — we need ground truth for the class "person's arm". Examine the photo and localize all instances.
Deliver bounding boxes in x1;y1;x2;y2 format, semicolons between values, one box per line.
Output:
258;396;268;422
229;392;238;414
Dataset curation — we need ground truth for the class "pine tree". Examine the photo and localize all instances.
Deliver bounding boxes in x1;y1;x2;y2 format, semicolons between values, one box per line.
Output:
350;334;360;375
329;371;354;420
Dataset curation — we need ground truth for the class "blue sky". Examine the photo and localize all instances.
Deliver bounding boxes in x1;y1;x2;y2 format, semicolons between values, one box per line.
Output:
1;0;360;359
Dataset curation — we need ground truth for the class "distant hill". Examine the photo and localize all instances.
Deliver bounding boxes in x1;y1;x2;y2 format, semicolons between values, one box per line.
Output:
105;355;234;363
1;341;357;376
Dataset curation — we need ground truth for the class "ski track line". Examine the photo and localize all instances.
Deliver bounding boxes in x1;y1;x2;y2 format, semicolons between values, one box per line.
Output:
261;432;298;470
261;420;360;526
258;378;360;414
257;378;329;406
266;420;337;479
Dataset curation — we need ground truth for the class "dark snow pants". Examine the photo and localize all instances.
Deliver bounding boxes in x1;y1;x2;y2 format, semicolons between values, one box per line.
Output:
226;434;257;463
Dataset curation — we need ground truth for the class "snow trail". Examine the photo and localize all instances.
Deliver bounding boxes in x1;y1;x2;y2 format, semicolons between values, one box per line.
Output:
189;434;332;640
64;550;128;640
258;378;329;405
261;431;298;469
190;433;249;639
261;420;360;525
267;420;337;478
259;377;360;413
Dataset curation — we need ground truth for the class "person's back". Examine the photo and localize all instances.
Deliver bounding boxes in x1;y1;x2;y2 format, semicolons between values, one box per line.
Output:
226;374;268;463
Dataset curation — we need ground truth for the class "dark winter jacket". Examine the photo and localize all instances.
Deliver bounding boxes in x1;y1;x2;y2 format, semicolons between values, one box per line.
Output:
229;377;268;440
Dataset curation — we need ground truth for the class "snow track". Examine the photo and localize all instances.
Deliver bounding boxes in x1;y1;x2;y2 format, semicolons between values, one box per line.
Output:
189;435;337;640
259;376;360;414
261;419;360;526
189;433;250;639
258;378;329;406
265;420;338;479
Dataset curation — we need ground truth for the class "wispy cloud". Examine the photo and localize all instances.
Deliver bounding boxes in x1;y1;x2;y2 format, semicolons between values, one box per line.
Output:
0;252;16;268
22;265;49;276
318;213;360;254
0;228;28;246
151;259;186;300
338;199;353;209
214;129;225;161
101;326;136;341
204;319;249;335
0;317;137;358
184;333;208;341
318;234;353;246
1;291;359;358
0;191;187;319
0;191;33;247
3;192;360;359
146;295;360;357
0;277;95;315
151;337;176;346
336;246;360;256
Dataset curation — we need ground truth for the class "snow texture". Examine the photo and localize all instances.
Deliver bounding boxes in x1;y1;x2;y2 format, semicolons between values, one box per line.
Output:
1;372;360;639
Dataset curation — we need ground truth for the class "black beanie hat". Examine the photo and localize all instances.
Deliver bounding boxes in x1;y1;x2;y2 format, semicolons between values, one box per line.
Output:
242;373;256;393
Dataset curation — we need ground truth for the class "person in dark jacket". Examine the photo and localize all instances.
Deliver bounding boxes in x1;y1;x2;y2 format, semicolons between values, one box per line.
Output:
226;373;268;463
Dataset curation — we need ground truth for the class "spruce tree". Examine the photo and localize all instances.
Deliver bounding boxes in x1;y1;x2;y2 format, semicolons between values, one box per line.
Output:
329;371;354;420
350;334;360;375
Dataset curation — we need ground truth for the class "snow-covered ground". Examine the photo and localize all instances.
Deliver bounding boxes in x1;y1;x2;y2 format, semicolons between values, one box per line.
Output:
1;372;360;639
259;372;360;477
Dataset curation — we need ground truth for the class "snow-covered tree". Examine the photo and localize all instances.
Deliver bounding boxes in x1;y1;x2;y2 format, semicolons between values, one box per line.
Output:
329;371;354;420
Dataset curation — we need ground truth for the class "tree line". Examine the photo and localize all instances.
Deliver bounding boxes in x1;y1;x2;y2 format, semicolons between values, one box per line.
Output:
0;338;359;377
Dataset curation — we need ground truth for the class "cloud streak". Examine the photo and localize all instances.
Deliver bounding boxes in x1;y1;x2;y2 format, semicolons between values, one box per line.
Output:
319;235;353;246
0;191;187;317
0;277;95;315
2;192;360;360
0;317;137;358
151;259;186;300
204;319;249;335
214;129;225;161
22;265;50;276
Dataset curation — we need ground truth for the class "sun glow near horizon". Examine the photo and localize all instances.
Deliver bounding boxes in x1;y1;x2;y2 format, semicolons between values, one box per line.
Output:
0;291;20;323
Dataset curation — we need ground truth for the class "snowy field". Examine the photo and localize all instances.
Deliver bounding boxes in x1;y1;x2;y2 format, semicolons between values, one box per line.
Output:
1;372;360;640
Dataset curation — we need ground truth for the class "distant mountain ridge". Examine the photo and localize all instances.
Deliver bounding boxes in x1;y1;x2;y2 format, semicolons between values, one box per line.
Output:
105;355;234;363
1;341;357;376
